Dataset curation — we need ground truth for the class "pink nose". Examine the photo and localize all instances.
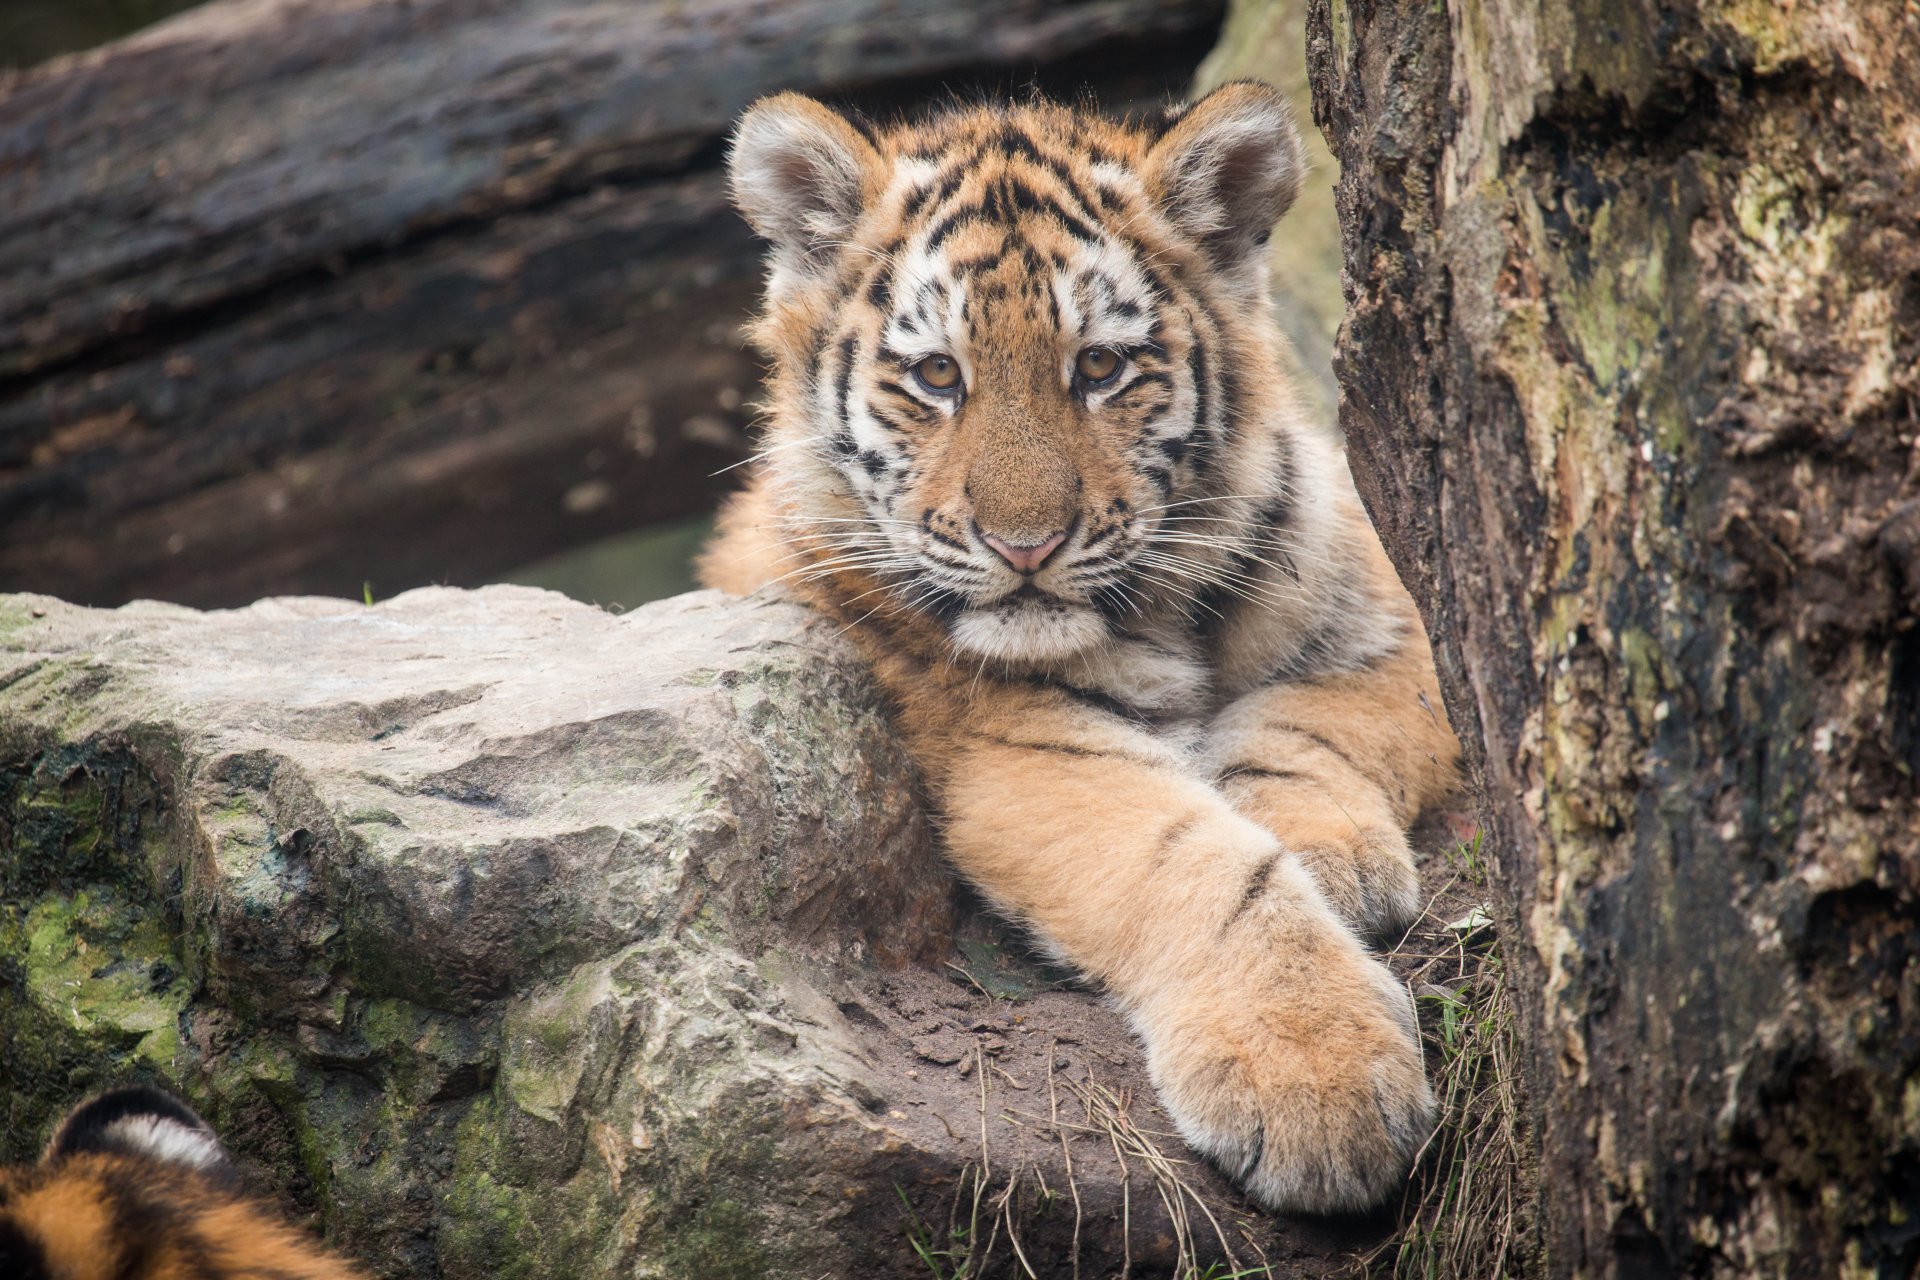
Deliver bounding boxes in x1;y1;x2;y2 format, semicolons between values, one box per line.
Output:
980;528;1068;574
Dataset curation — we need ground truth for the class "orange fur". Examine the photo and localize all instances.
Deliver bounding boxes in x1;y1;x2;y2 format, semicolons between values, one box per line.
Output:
704;84;1461;1212
2;1091;368;1280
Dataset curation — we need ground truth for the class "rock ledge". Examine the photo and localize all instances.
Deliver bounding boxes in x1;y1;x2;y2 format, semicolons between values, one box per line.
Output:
1;586;1361;1277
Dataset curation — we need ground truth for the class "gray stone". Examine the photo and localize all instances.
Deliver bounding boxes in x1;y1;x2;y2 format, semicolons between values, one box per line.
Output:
0;587;940;1272
0;585;1370;1277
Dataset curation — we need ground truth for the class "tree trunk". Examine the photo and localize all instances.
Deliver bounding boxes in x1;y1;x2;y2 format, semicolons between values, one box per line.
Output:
0;0;1221;608
1310;2;1920;1276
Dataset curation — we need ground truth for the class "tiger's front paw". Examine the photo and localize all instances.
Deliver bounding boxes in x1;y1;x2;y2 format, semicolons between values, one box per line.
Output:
1292;826;1420;940
1137;911;1433;1214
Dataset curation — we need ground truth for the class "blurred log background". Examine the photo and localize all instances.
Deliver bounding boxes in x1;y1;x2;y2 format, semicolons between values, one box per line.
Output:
0;0;1236;608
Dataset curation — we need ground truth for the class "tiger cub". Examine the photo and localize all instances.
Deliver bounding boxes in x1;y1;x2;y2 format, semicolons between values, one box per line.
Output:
699;83;1461;1213
0;1087;367;1279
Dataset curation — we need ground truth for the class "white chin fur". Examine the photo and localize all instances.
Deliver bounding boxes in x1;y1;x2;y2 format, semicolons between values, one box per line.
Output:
949;600;1108;662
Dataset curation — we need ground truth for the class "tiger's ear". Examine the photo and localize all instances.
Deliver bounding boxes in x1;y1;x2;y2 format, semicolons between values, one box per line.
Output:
729;93;882;292
46;1086;234;1180
1144;82;1307;274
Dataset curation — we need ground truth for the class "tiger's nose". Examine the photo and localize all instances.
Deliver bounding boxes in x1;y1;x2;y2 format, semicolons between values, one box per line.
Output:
980;528;1069;574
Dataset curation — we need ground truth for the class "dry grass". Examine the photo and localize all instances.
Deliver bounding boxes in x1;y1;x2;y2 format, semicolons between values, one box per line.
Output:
898;1039;1279;1280
1364;832;1531;1280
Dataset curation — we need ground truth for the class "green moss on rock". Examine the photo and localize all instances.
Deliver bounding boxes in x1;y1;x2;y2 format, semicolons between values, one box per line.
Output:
0;747;188;1159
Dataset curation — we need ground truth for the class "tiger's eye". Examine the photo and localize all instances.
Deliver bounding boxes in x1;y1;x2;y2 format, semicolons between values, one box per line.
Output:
913;354;962;394
1076;347;1122;385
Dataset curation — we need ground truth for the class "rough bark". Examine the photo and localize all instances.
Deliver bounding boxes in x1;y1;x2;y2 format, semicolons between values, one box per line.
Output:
0;0;1221;609
1311;2;1920;1276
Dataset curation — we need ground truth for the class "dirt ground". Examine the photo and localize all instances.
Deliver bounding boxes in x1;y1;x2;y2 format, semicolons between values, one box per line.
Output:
836;800;1492;1279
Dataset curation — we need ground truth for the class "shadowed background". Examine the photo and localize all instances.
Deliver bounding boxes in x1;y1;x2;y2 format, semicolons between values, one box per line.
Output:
0;0;1337;614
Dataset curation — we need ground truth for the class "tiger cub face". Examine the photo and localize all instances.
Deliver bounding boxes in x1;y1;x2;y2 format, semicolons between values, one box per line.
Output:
730;85;1309;663
0;1087;365;1280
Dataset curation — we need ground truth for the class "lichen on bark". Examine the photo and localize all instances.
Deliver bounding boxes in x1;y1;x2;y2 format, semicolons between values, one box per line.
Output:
1311;0;1920;1273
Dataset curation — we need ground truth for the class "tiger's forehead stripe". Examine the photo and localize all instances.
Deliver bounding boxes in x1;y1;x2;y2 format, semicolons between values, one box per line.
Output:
854;114;1196;375
885;118;1119;247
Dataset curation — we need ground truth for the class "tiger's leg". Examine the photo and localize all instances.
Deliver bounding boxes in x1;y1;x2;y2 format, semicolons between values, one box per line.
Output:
910;680;1435;1213
1208;625;1460;939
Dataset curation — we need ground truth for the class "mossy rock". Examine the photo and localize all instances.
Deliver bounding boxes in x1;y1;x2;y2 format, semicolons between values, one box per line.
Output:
0;588;955;1276
0;586;1329;1277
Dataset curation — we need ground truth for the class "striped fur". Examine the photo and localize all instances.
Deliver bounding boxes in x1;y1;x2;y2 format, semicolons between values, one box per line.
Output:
1;1088;367;1280
700;84;1462;1213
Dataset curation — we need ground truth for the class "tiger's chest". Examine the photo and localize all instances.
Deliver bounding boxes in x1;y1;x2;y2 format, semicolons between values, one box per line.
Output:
1027;627;1214;735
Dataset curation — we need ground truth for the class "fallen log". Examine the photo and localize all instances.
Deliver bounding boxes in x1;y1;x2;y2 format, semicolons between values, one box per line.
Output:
0;0;1223;607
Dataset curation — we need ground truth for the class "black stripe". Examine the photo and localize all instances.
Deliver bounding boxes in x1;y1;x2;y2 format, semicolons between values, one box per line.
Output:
1272;725;1374;782
1074;130;1121;168
1140;103;1182;143
924;205;978;250
1131;405;1173;437
904;165;969;223
1131;251;1179;308
901;182;939;222
1218;763;1315;785
954;242;1010;276
869;386;928;429
834;335;857;426
1149;813;1200;869
996;127;1103;218
922;550;977;572
1004;177;1101;242
1187;338;1214;466
1221;853;1283;932
1042;203;1100;245
1196;580;1233;624
1090;582;1133;624
96;1163;201;1277
1029;675;1154;726
919;587;970;621
870;381;916;408
1219;362;1244;449
1106;371;1173;411
1255;496;1291;530
1264;445;1295;531
976;733;1163;770
0;1219;50;1280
